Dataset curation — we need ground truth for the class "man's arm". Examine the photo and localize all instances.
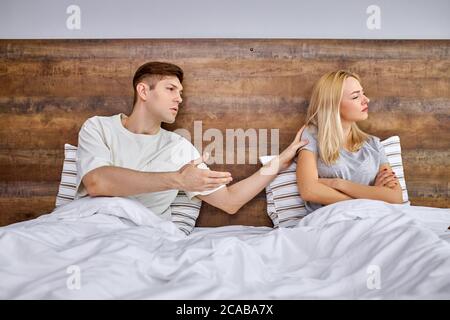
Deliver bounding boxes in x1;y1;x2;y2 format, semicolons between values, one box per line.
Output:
296;149;353;205
197;161;282;214
198;126;310;214
83;156;233;197
83;166;177;197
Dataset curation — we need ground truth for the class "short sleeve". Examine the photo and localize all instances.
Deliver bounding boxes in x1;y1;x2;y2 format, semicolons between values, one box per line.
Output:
75;118;113;197
299;126;318;154
374;137;390;166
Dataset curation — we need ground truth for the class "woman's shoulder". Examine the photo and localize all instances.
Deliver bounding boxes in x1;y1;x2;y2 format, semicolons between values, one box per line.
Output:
364;134;383;151
302;124;318;140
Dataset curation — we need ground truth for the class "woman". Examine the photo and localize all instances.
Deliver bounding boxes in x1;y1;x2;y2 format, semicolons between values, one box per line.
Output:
297;70;403;213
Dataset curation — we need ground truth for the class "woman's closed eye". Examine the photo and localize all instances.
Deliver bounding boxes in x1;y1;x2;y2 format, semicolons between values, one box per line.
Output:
352;92;365;100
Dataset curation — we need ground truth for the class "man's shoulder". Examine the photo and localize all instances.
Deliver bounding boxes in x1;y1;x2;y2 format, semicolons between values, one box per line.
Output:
81;115;118;134
83;114;117;126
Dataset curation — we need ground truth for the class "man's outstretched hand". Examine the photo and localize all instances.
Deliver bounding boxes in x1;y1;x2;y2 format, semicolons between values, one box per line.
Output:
178;153;233;192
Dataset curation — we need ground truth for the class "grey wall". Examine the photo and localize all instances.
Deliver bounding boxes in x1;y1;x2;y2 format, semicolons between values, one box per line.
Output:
0;0;449;39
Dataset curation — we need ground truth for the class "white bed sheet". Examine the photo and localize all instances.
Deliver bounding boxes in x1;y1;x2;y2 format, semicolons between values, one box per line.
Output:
0;197;449;300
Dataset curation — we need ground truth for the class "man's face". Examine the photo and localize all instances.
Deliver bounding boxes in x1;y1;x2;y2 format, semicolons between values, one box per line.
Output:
144;76;183;124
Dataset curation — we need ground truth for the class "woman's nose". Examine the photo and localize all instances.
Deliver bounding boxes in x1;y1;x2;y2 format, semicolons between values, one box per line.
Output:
364;95;370;104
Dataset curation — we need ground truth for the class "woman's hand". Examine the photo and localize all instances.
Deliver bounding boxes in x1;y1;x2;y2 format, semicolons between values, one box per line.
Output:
277;126;309;172
374;168;398;189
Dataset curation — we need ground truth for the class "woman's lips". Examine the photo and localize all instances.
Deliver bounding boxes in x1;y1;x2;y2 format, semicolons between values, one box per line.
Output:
362;107;369;112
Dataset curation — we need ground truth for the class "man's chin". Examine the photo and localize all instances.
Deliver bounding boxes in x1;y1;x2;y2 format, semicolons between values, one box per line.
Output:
162;117;176;124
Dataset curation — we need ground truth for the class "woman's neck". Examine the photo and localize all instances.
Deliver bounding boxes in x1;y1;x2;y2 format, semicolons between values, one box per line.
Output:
341;120;353;149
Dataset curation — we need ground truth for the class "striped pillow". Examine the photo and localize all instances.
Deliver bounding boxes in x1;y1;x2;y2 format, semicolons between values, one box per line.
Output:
55;144;78;207
380;136;409;204
170;191;202;235
259;135;409;228
55;144;202;234
259;156;307;228
266;189;279;226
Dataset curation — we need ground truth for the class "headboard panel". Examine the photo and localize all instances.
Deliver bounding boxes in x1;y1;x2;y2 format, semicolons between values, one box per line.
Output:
1;39;448;227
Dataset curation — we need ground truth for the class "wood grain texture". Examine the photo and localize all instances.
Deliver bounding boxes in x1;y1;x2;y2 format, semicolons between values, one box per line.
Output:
0;39;448;227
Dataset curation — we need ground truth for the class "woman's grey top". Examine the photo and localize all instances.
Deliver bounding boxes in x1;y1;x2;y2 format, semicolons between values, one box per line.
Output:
300;125;389;213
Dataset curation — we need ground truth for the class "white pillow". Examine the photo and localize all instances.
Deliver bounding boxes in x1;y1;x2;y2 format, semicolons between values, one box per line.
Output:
55;144;202;235
259;135;410;228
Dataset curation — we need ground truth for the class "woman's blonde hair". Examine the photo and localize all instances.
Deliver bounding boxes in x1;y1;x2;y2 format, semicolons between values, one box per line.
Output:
305;70;369;165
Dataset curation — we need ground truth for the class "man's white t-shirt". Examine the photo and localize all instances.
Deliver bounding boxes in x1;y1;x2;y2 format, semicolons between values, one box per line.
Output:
75;113;224;220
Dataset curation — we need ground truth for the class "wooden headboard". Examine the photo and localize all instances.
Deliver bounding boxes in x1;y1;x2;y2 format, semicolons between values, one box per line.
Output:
1;39;449;227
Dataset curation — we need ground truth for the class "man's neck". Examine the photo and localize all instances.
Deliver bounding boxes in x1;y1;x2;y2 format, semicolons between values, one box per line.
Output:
122;108;161;135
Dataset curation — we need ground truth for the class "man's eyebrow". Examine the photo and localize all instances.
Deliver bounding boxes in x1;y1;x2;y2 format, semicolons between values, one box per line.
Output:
168;82;183;91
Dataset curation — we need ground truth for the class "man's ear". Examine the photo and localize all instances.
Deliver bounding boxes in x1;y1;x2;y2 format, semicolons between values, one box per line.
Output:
136;82;148;101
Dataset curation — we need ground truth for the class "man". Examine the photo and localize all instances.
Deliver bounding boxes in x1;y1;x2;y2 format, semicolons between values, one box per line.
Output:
76;61;307;220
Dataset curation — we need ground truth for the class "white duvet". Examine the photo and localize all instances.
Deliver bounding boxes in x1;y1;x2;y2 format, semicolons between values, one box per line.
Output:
0;197;449;299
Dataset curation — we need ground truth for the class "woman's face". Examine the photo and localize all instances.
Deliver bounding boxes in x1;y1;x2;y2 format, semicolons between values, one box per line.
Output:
340;77;370;123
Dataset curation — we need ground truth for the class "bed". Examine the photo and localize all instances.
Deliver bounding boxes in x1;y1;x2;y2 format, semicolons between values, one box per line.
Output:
1;39;449;228
1;196;449;299
1;39;449;300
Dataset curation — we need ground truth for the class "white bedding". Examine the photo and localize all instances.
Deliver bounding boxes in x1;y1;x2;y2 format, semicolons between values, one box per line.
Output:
0;197;449;299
